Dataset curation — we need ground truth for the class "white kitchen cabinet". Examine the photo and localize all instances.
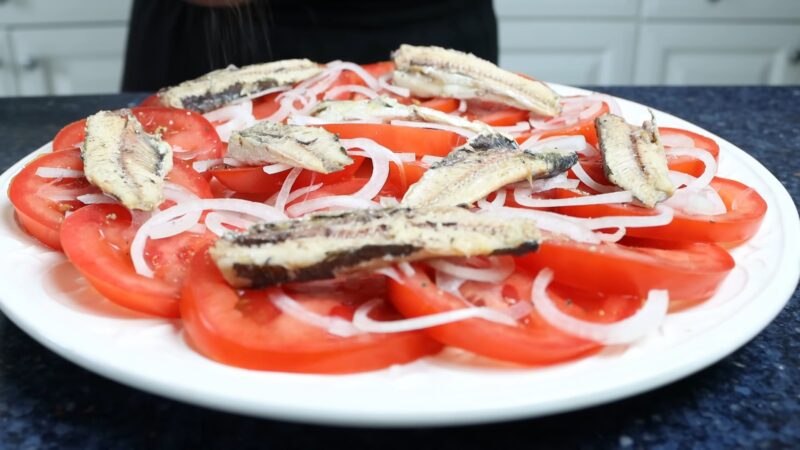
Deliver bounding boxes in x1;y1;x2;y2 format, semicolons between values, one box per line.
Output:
0;0;131;25
642;0;800;20
635;24;800;85
499;21;636;85
495;0;639;18
0;30;14;96
10;26;127;96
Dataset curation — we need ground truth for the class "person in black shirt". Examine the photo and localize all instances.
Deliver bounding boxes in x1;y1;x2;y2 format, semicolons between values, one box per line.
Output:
122;0;498;92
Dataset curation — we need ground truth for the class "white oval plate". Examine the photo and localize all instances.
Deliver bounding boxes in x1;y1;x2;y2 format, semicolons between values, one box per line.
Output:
0;85;797;427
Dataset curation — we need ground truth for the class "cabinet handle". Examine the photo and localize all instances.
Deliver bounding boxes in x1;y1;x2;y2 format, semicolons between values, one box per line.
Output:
792;50;800;66
707;0;721;3
20;58;40;71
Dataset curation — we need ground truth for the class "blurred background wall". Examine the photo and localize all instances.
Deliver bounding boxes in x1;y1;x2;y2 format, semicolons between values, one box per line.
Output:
0;0;798;97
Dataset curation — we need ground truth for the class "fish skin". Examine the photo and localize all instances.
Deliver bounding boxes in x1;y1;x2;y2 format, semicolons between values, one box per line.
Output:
392;44;562;117
227;121;352;173
310;96;493;134
210;206;541;288
82;109;173;211
596;113;675;208
402;133;578;207
157;59;321;113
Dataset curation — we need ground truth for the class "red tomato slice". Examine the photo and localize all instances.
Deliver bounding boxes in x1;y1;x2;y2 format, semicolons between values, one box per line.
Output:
418;98;461;113
139;94;163;107
252;91;283;120
8;150;211;251
285;178;403;210
51;107;224;163
553;177;767;245
361;61;395;78
387;159;427;192
477;109;530;126
387;266;599;365
180;247;442;373
513;97;610;147
210;156;365;195
61;204;213;317
321;123;466;157
515;237;735;304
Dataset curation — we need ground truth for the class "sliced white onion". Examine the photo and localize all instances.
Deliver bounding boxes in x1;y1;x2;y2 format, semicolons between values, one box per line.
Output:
427;257;514;283
587;93;622;115
594;227;627;243
353;299;517;333
192;158;223;173
420;155;443;166
326;61;381;90
274;168;302;212
660;132;694;148
435;270;467;298
287;115;329;126
204;211;256;236
457;100;468;113
514;188;633;208
75;193;117;204
131;199;286;277
37;185;97;202
35;167;84;179
667;147;716;190
489;189;507;207
379;196;400;207
528;173;580;193
518;133;541;149
532;268;669;345
286;195;379;217
373;266;403;283
398;262;415;276
323;84;379;100
665;186;727;216
203;99;254;123
263;163;293;174
270;289;362;337
389;120;476;139
223;157;245;167
571;162;618;193
494;121;530;134
341;138;397;200
582;205;674;230
578;100;604;120
286;182;323;204
523;135;587;154
147;210;203;240
377;73;411;97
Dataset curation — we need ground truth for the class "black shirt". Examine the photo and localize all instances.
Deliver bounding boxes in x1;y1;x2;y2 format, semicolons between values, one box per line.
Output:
122;0;498;92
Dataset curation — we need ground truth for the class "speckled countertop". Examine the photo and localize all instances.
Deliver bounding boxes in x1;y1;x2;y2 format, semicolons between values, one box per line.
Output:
0;87;798;450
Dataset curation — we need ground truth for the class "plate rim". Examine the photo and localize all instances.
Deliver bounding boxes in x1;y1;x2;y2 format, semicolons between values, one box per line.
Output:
0;85;798;427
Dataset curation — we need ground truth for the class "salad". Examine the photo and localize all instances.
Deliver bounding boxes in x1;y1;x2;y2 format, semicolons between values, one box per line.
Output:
7;45;767;374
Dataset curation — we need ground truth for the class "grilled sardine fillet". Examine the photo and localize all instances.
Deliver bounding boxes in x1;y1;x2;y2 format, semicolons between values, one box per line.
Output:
82;110;172;211
402;133;577;207
310;96;492;134
392;44;561;117
157;59;321;113
227;122;351;173
210;207;541;288
596;113;675;208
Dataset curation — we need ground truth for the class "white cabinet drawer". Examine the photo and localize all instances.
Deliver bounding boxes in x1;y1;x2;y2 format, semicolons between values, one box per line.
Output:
495;0;639;18
499;21;636;85
0;0;131;25
635;24;800;85
0;30;14;96
642;0;800;20
10;26;127;96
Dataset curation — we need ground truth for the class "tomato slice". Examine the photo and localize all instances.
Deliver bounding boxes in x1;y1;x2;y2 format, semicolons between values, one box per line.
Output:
387;266;599;365
387;159;427;192
139;94;163;107
9;150;211;251
477;109;530;126
514;97;610;147
419;98;461;113
210;156;365;195
61;204;213;317
515;237;734;304
252;91;283;120
180;247;442;373
553;177;767;245
321;123;465;157
51;107;225;163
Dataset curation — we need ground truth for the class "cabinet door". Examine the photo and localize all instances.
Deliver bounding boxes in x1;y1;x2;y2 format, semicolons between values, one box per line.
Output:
642;0;800;20
635;24;800;85
499;21;636;85
10;26;127;96
0;0;132;25
495;0;639;18
0;30;14;96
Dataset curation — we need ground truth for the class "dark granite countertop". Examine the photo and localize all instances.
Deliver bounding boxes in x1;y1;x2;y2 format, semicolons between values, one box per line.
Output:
0;87;798;449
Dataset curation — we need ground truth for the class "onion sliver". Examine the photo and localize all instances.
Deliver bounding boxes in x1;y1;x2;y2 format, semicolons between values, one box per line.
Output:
263;163;293;174
131;199;286;277
582;205;674;230
532;268;669;345
389;120;476;139
353;299;517;333
571;162;618;193
374;266;403;283
203;99;254;123
274;168;302;212
660;132;694;148
35;167;84;179
377;73;410;97
420;155;443;166
667;147;716;190
665;186;727;216
427;257;514;283
514;188;633;208
286;195;379;217
435;270;467;298
523;135;587;154
326;61;381;90
192;159;223;173
323;84;379;100
204;211;255;236
75;193;117;205
341;138;397;200
270;289;362;337
480;206;601;244
494;121;530;134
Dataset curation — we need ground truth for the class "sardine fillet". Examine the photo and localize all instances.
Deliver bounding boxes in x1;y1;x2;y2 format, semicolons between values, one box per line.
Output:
402;133;578;207
392;44;562;117
158;59;321;113
596;113;675;208
227;122;352;173
82;110;173;211
210;207;541;288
